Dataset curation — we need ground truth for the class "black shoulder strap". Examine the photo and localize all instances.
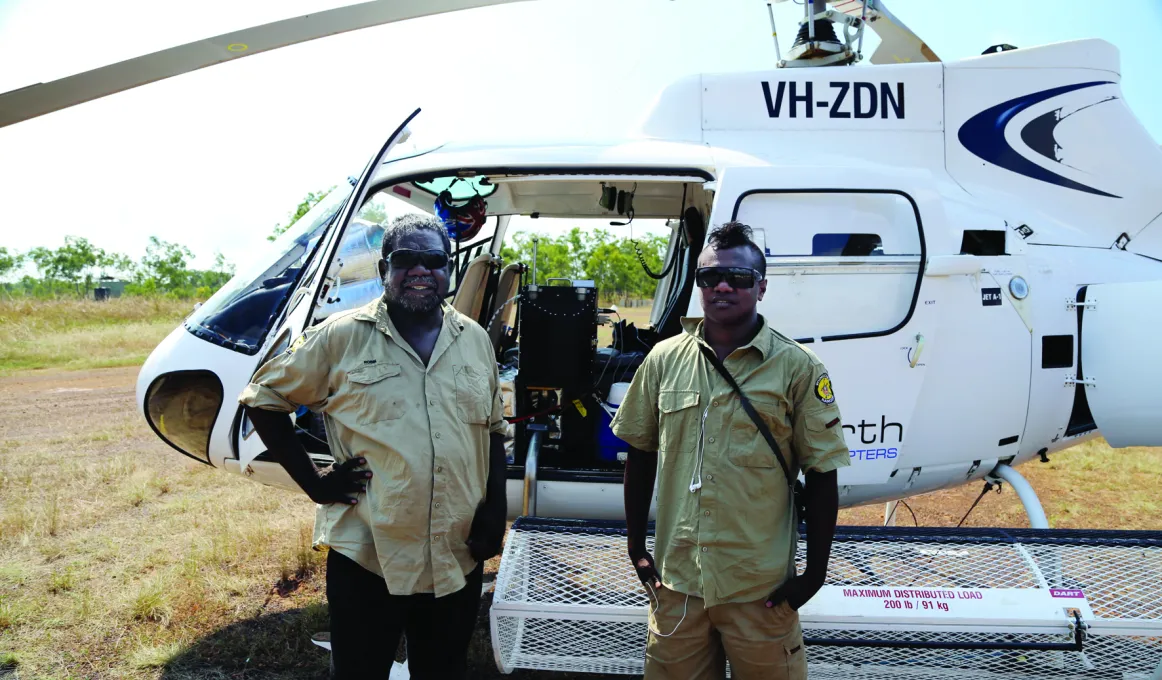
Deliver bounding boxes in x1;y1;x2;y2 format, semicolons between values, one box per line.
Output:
696;342;795;490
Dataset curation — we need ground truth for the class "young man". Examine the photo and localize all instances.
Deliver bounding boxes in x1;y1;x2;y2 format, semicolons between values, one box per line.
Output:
612;221;850;680
240;214;507;679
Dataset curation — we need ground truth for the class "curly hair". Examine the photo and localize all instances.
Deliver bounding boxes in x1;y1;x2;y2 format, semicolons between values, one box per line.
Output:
380;213;452;259
706;221;766;277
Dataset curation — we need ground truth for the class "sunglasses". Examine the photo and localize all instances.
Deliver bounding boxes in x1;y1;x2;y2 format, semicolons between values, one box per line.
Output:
386;248;449;271
695;266;763;289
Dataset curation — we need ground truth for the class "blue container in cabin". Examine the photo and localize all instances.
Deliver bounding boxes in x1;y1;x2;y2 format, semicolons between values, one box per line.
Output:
596;382;631;463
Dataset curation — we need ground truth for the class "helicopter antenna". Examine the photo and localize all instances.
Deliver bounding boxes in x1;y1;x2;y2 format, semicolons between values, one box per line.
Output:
765;3;785;67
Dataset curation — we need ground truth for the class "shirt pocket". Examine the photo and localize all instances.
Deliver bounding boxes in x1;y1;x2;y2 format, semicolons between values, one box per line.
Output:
658;389;700;453
454;364;490;425
729;396;789;468
346;363;407;425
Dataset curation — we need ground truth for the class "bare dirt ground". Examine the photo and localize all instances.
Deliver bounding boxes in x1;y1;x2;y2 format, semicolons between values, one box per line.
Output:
1;366;1158;679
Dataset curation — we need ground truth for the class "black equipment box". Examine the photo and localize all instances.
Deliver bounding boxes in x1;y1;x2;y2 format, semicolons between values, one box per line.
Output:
517;283;597;390
514;282;601;470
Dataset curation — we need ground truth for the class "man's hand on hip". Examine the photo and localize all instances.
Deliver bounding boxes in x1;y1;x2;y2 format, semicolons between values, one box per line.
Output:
466;499;506;562
307;456;372;506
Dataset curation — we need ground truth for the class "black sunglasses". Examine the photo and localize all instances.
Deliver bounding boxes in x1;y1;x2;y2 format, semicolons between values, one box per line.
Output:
386;248;449;271
695;266;763;289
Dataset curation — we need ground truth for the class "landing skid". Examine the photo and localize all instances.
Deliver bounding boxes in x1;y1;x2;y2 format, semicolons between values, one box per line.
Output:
886;464;1050;530
989;464;1050;530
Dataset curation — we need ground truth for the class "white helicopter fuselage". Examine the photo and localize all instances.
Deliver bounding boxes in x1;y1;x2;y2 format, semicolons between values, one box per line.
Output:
134;36;1162;524
7;2;1156;673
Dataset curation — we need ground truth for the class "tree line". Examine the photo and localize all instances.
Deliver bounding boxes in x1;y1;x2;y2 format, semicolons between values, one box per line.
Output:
0;237;236;300
0;190;673;302
0;188;341;299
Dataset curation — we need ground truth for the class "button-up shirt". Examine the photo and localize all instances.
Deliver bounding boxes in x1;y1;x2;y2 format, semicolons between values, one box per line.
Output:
238;298;505;597
610;316;850;607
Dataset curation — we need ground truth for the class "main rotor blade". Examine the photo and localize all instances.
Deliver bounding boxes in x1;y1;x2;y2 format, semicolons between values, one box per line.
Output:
0;0;529;128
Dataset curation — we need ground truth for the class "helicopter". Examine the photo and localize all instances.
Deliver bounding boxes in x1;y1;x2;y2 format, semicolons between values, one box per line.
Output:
4;1;1161;677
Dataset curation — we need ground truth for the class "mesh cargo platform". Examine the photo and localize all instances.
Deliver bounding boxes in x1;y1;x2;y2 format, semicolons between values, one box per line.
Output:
490;518;1162;678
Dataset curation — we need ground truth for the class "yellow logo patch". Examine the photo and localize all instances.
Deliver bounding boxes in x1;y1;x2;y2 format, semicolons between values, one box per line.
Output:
815;374;835;404
287;334;306;354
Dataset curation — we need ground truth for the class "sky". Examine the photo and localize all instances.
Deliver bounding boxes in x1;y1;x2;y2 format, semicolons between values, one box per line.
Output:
1;0;1160;276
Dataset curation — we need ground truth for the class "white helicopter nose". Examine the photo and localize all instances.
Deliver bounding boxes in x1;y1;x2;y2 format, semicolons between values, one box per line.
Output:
136;321;258;468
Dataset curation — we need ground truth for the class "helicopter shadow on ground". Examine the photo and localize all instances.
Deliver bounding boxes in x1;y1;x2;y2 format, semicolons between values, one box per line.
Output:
157;592;631;680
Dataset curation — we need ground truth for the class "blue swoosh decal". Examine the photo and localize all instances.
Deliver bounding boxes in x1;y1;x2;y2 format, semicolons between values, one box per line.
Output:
958;81;1120;198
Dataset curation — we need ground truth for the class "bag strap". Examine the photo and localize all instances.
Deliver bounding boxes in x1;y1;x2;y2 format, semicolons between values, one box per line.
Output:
696;342;795;490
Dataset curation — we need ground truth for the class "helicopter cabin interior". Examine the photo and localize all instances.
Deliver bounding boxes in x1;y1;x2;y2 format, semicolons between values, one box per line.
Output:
268;166;924;488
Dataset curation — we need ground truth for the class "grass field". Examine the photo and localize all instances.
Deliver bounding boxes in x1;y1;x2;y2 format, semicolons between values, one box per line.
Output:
0;299;1159;679
0;298;193;375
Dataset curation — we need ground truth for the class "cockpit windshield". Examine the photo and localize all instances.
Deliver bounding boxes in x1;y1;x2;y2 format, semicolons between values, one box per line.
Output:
185;185;352;354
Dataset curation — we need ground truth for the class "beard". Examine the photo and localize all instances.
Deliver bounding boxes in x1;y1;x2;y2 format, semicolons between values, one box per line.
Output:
383;276;443;314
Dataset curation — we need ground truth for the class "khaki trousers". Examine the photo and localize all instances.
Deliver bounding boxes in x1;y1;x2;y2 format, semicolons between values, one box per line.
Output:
644;586;807;680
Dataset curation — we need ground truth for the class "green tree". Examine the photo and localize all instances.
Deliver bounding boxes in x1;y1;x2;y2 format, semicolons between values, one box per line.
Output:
584;236;637;299
357;198;389;225
100;253;135;279
192;252;236;297
499;228;670;303
0;247;22;280
499;230;585;283
26;236;129;296
134;236;195;292
269;187;336;241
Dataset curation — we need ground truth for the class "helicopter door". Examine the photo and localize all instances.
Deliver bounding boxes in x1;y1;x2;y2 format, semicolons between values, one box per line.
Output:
705;167;944;486
228;109;422;488
1077;281;1162;447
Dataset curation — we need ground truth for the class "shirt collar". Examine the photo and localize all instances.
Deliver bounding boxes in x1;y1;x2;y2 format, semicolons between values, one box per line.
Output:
352;297;463;340
680;314;772;360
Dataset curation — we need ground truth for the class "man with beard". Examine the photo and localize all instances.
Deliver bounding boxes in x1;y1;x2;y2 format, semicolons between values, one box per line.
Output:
611;221;849;679
240;213;507;679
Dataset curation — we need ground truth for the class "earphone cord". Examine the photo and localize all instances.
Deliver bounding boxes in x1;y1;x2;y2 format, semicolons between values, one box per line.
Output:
645;581;690;638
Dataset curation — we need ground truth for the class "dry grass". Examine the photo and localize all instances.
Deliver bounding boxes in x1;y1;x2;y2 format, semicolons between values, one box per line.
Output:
2;366;1158;680
0;367;331;679
0;297;192;374
839;437;1162;530
0;299;1159;679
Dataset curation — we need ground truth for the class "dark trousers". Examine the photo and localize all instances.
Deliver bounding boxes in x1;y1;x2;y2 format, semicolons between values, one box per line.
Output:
326;548;483;680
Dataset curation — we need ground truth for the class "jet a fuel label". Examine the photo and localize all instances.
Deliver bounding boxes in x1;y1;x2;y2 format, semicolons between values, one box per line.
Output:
762;80;905;120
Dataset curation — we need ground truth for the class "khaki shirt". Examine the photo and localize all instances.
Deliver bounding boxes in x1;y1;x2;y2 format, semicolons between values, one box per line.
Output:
238;298;506;598
610;316;850;608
